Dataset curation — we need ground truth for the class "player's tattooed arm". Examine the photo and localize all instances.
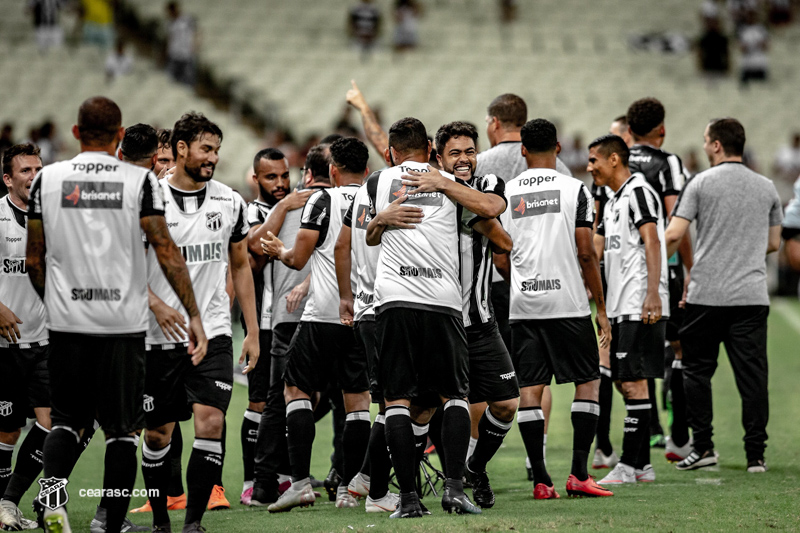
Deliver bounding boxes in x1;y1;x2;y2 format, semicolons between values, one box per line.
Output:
346;80;389;155
576;227;611;348
473;218;512;254
365;195;423;245
25;219;46;299
403;167;505;218
334;224;355;326
230;239;260;374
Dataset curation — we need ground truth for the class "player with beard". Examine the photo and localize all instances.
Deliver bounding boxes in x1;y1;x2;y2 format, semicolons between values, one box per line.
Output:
140;112;259;533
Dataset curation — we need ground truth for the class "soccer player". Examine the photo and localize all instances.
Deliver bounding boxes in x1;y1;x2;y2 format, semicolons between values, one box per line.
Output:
626;97;693;459
588;134;669;485
497;119;613;499
261;137;371;512
26;97;206;533
365;117;480;518
609;115;633;147
153;129;175;176
139;112;259;533
664;118;782;472
0;144;48;531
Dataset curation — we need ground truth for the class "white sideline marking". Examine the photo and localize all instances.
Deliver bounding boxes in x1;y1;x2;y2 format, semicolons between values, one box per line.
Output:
695;478;722;485
773;300;800;336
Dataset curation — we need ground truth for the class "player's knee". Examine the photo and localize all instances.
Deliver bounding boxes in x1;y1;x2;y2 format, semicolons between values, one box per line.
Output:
489;398;518;422
144;426;172;449
0;429;22;445
619;380;646;399
248;401;266;413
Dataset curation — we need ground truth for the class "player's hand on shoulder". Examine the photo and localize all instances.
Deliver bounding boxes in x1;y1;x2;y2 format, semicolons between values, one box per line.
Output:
339;298;354;327
260;232;284;259
641;293;662;325
151;299;188;342
378;195;423;229
240;332;260;374
403;166;447;193
283;189;313;211
0;303;22;344
187;315;208;366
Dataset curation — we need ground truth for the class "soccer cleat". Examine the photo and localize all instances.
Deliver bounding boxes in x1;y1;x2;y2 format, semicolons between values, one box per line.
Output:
249;484;279;507
267;480;316;513
335;486;359;508
207;485;230;510
533;483;560;499
635;464;656;482
42;508;71;533
365;491;399;513
566;474;614;497
89;506;150;533
466;468;495;509
0;499;38;530
347;472;370;499
592;448;620;470
239;487;253;506
747;459;768;473
323;468;341;502
650;434;666;448
676;449;718;471
130;493;186;514
418;500;432;516
665;436;693;462
181;522;206;533
597;462;636;484
388;492;423;519
441;485;482;515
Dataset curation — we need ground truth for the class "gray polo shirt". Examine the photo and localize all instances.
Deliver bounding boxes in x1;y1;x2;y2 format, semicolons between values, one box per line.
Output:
673;162;783;306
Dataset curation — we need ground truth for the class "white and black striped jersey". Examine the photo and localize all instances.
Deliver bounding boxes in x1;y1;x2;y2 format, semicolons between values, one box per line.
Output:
367;162;463;317
460;174;507;327
146;180;249;345
500;169;594;320
0;196;47;347
299;184;359;324
29;152;164;335
591;183;612;228
343;183;380;322
596;173;669;321
247;200;275;330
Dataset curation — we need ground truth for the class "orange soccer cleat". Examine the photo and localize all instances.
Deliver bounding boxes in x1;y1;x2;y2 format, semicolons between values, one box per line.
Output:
130;493;187;513
533;483;560;500
208;485;231;510
566;474;614;497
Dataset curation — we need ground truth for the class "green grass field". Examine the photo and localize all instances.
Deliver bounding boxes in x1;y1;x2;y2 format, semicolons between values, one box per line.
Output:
13;298;800;532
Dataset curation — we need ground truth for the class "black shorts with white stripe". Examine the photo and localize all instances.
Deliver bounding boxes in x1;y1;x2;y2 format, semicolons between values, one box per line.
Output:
610;319;666;381
466;320;519;404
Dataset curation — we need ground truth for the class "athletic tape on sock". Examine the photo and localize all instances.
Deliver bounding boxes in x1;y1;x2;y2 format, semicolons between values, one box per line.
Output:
672;359;684;370
286;399;313;416
517;408;544;423
0;442;14;452
374;414;386;425
485;407;513;431
51;425;80;443
143;443;171;461
411;423;429;437
385;406;410;418
571;401;600;416
599;366;612;378
244;409;261;423
193;439;223;454
105;436;137;446
34;422;51;433
625;403;652;411
443;399;469;411
345;410;371;422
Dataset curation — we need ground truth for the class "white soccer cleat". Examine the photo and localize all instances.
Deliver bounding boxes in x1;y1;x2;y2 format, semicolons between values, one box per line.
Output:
0;499;38;530
365;491;400;513
347;472;370;499
267;479;316;513
592;448;620;469
597;462;636;484
335;486;360;508
664;436;693;462
635;464;656;482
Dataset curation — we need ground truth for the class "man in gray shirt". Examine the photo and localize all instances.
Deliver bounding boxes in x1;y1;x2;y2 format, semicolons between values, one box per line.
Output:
664;118;782;473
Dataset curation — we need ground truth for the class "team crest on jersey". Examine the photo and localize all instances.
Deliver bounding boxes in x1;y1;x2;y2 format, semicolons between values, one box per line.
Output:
510;191;560;218
143;395;154;413
389;179;443;206
206;212;222;232
37;477;69;511
61;181;124;209
0;401;12;417
355;205;371;229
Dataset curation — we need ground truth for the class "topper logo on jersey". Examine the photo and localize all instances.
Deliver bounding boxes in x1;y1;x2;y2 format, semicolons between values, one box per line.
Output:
510;191;560;218
355;205;371;229
206;212;222;232
180;242;223;264
389;179;443;206
521;279;561;292
399;265;443;279
518;175;557;187
2;258;26;274
61;181;124;209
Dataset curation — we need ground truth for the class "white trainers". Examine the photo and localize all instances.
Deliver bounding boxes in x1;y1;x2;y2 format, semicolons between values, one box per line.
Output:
347;472;370;499
665;436;693;462
267;479;316;513
335;486;359;508
0;499;38;530
597;462;636;484
592;448;620;470
365;491;400;513
635;464;656;482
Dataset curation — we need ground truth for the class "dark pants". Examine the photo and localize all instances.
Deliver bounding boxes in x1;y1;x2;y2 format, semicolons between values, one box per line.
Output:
679;304;769;461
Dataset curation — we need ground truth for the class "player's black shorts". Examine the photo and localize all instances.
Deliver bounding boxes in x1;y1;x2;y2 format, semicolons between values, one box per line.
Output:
0;343;50;432
49;331;145;436
666;272;686;342
144;336;234;428
511;316;600;387
376;307;468;402
247;329;273;403
271;322;298;357
354;319;382;404
283;321;368;396
610;319;667;381
466;320;519;404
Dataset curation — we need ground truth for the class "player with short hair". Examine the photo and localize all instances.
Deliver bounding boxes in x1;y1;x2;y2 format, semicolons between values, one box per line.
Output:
626;97;693;461
497;119;613;499
0;143;49;531
261;137;371;512
118;123;159;168
25;97;206;533
154;129;175;176
139;112;259;533
588;134;669;486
